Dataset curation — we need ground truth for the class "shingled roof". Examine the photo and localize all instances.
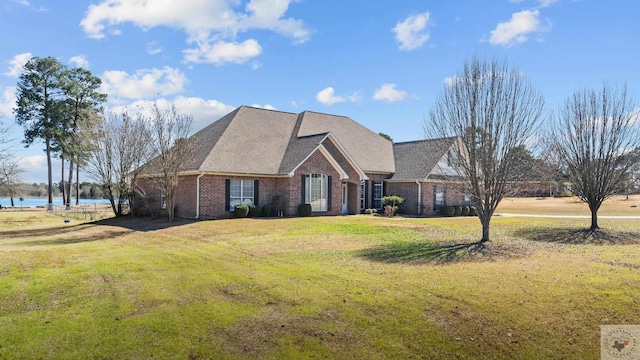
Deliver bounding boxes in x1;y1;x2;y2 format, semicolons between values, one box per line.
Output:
390;137;457;180
181;106;395;176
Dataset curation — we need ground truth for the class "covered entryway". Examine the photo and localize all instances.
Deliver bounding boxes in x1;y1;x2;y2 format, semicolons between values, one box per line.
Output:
341;183;348;215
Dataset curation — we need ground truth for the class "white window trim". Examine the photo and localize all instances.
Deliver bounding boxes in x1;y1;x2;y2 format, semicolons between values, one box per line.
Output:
229;179;254;211
305;174;328;212
373;182;383;209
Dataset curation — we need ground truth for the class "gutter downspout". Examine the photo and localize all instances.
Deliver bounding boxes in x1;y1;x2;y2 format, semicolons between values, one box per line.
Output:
195;172;205;219
416;180;422;215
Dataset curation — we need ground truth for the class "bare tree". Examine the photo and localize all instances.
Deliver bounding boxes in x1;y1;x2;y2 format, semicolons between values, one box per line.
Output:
427;57;545;243
87;112;152;217
147;103;195;222
550;84;639;231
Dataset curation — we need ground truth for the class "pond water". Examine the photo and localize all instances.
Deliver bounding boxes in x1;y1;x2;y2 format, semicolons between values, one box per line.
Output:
0;197;109;208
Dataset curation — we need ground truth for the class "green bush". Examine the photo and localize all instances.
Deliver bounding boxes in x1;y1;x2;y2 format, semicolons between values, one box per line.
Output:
382;195;405;207
248;205;259;217
298;203;312;217
260;204;272;217
234;204;249;218
469;206;477;216
439;205;455;217
364;209;373;214
454;206;462;216
461;206;470;216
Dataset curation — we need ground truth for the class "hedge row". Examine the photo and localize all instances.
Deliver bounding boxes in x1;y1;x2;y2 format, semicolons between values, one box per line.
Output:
233;204;276;218
439;205;477;217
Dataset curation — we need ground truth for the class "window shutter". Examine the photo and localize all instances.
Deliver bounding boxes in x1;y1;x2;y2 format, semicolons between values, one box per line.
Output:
225;179;230;211
301;174;306;204
327;176;332;211
364;180;369;209
254;180;259;206
382;181;387;197
370;181;377;209
443;187;447;206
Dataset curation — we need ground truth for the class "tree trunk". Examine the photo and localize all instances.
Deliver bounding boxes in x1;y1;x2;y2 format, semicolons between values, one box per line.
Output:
480;214;491;243
62;155;69;210
46;137;53;211
590;208;599;230
67;156;74;207
9;189;14;207
75;162;80;206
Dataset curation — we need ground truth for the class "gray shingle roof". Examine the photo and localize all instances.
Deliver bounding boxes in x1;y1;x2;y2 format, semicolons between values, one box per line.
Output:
183;106;397;176
297;111;395;173
390;137;457;180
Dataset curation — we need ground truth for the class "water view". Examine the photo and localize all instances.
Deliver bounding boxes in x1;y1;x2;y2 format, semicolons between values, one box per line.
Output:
0;197;109;208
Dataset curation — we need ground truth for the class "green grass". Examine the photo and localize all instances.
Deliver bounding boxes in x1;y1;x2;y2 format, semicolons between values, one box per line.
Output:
1;212;639;359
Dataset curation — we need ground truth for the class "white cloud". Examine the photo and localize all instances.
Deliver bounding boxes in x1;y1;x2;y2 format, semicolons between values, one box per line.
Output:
393;12;432;51
146;41;163;55
0;86;16;116
537;0;559;8
100;66;188;99
108;96;235;132
250;104;276;110
316;87;344;106
80;0;311;64
10;0;29;6
4;52;32;77
183;39;262;65
69;55;90;68
373;83;407;103
489;9;549;47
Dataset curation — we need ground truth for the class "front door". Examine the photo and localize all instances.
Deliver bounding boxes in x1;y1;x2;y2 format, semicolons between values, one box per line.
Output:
341;183;348;215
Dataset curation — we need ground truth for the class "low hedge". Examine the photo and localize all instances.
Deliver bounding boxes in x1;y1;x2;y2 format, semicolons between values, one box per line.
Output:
461;206;470;216
248;205;259;217
260;204;272;217
439;205;455;217
234;204;249;218
469;206;477;216
298;203;312;217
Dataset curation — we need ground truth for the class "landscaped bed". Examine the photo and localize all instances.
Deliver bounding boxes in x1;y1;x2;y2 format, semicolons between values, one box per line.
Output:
0;200;638;359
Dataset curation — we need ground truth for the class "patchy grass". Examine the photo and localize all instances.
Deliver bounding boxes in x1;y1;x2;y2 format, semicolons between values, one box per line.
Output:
0;212;639;359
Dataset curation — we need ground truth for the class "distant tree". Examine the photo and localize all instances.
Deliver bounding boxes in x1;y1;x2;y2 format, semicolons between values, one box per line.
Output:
88;112;153;217
0;156;23;207
59;67;107;207
147;103;196;222
426;57;545;243
378;132;394;143
14;56;66;210
549;84;639;231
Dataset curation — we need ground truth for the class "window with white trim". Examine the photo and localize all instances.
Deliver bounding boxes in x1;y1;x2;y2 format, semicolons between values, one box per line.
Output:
229;179;254;210
434;185;445;211
305;174;328;212
373;182;383;209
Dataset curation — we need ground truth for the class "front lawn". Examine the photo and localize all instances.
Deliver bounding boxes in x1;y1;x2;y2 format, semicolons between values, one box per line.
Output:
0;212;638;359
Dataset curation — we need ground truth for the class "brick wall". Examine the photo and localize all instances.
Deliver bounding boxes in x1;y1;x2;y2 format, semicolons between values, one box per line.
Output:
289;149;343;216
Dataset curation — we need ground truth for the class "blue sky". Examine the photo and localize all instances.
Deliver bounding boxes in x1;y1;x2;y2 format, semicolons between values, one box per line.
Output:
0;0;638;183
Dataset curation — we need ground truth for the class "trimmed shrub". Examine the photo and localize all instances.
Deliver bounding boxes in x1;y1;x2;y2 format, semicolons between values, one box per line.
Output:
298;203;312;217
248;205;259;217
454;206;462;216
439;205;455;217
234;204;249;218
364;208;373;214
260;204;272;217
469;206;477;216
461;206;470;216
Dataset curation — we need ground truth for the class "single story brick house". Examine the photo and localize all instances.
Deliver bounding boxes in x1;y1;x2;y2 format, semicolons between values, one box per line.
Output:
137;106;468;219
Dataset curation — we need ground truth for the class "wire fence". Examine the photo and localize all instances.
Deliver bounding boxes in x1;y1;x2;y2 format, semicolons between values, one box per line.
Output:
52;204;114;221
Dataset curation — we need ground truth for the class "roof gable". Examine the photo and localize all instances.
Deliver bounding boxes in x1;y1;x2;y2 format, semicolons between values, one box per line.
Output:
297;111;395;173
390;137;458;180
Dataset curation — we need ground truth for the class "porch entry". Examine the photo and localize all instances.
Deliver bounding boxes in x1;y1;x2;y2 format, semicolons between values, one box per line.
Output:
341;183;348;214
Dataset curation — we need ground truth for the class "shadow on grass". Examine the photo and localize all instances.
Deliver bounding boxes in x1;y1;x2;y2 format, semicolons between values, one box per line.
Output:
356;240;527;264
513;227;640;245
1;216;195;246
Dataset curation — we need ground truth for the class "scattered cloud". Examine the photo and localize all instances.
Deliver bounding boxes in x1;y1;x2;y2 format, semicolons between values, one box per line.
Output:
393;12;432;51
183;39;262;65
80;0;311;64
537;0;560;8
69;55;90;68
108;96;235;132
146;41;163;55
4;52;32;77
0;86;16;116
444;76;458;86
10;0;29;6
250;104;276;110
373;83;408;103
100;66;188;99
316;87;344;106
489;9;550;47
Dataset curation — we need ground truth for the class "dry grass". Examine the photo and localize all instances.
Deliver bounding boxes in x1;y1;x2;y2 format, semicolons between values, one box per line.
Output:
0;211;638;359
497;195;640;216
